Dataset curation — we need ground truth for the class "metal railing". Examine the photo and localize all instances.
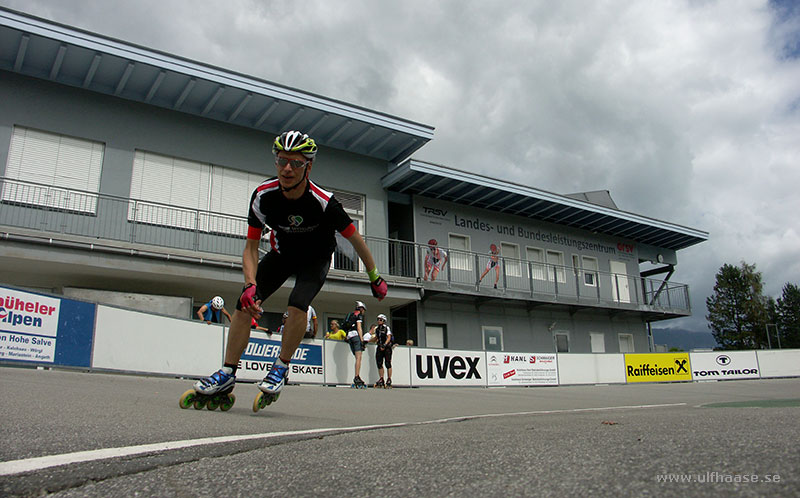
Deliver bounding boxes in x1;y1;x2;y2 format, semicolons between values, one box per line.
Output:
360;237;690;312
0;177;691;313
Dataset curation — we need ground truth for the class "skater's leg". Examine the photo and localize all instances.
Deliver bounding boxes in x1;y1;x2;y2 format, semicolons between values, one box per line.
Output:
224;309;254;365
354;350;363;378
276;305;307;362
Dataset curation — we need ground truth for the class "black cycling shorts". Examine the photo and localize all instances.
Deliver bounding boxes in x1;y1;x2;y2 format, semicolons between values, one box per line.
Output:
376;346;393;369
236;250;330;313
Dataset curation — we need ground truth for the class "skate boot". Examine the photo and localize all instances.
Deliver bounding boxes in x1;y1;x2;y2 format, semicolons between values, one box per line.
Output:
253;360;288;412
179;369;236;411
385;378;392;389
351;376;366;389
373;378;385;389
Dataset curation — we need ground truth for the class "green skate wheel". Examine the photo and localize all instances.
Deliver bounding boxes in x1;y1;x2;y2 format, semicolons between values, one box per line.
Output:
253;392;264;412
193;397;207;410
207;397;220;411
220;394;236;412
179;389;196;409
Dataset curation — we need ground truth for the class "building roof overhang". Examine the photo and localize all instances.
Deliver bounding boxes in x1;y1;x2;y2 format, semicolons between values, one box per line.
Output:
0;7;434;163
383;159;708;251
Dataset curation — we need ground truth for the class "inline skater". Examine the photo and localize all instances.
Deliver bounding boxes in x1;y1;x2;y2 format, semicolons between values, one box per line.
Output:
184;131;387;410
370;313;393;388
344;301;368;388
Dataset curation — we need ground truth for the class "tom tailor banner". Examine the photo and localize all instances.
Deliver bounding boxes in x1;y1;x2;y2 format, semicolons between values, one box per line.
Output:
237;337;324;383
487;353;559;386
689;351;759;380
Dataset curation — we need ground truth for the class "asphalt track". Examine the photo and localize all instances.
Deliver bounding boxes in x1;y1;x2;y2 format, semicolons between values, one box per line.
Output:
0;366;798;497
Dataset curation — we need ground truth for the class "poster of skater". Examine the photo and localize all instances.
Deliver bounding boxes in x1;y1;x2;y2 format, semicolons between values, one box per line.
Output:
486;352;559;386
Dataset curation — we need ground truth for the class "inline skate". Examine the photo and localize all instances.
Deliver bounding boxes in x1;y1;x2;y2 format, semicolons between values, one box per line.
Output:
179;369;236;411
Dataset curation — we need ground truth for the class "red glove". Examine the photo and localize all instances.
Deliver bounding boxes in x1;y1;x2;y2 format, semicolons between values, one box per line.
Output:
240;283;258;309
370;277;387;301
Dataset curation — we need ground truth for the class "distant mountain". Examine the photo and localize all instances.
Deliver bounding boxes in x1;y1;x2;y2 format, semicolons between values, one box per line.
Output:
652;327;719;351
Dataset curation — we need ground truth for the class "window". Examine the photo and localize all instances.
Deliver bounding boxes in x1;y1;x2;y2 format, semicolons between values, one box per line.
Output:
546;250;566;283
482;326;503;352
572;254;599;287
332;189;365;272
590;332;605;353
526;247;545;280
618;334;635;353
500;242;522;277
554;332;569;352
425;323;447;349
582;256;599;287
129;150;273;234
208;165;267;234
3;126;104;214
448;233;472;271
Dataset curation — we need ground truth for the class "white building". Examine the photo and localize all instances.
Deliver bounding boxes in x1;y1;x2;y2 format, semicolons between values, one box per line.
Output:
0;8;707;354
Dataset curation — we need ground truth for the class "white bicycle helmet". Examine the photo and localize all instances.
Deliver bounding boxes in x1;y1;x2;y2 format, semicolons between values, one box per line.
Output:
355;300;366;310
211;296;224;309
377;313;387;321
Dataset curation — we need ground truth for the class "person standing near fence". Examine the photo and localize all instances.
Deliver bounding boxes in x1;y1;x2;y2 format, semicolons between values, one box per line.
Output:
196;296;232;324
303;304;318;338
185;131;387;407
343;301;368;388
370;313;393;388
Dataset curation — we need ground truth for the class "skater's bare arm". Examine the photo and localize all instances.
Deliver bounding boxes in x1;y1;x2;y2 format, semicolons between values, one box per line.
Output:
197;305;209;323
345;231;377;274
242;238;260;285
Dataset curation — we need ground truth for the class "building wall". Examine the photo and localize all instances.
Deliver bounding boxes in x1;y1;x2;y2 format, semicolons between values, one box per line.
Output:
0;71;389;238
413;196;646;277
417;300;648;353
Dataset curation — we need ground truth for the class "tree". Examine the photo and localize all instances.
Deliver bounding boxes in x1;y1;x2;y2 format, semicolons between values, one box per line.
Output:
705;262;767;349
776;283;800;348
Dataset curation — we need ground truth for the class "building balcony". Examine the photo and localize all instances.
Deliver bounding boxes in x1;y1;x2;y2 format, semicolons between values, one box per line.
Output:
0;177;690;319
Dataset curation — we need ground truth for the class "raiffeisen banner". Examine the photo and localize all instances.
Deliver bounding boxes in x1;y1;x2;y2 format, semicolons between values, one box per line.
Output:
624;353;692;383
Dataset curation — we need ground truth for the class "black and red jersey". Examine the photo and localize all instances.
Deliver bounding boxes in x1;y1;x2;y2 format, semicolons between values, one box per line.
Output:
246;178;355;257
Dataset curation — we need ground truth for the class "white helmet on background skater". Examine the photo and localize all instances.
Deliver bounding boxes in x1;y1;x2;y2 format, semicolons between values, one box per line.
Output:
211;296;224;309
355;301;366;311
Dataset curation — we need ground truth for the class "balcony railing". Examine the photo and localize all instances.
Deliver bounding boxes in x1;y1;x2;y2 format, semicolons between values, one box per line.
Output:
0;177;690;314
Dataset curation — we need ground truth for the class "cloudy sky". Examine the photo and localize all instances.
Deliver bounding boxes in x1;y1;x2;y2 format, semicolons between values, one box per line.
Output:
2;0;799;334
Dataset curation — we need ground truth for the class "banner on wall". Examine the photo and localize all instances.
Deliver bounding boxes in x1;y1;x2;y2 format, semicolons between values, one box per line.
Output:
689;351;759;380
625;353;692;383
487;352;559;386
0;286;94;367
236;336;324;383
411;348;486;386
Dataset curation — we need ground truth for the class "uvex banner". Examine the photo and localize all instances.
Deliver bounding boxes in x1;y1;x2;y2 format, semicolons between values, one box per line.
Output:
625;353;692;383
412;348;486;386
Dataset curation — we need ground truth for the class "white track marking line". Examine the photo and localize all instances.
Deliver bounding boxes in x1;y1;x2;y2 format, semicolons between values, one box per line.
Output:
0;402;685;476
